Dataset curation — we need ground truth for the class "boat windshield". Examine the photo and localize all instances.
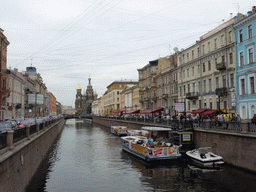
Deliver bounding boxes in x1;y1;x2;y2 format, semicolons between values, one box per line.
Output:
198;147;212;153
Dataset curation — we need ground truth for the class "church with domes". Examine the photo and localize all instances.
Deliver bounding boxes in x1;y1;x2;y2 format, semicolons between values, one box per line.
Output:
75;78;97;115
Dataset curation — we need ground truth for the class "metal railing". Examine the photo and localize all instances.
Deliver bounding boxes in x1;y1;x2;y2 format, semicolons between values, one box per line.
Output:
0;118;62;151
94;116;256;134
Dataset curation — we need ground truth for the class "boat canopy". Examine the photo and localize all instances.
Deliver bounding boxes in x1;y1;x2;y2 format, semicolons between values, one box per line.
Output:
142;127;172;131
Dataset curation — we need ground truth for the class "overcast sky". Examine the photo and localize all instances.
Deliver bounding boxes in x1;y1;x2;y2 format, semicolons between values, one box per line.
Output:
1;0;253;107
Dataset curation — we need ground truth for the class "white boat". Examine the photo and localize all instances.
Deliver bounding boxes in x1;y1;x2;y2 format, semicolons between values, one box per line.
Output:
186;147;224;168
121;127;182;161
110;126;128;136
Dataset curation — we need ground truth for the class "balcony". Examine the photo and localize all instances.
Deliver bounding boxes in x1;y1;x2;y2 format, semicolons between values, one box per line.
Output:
151;82;157;88
216;87;228;96
152;96;157;101
1;88;10;99
186;92;199;100
216;62;226;71
162;94;168;100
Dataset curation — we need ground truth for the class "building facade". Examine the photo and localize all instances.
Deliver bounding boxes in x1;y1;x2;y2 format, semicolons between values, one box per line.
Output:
233;7;256;119
177;16;241;114
0;29;10;120
48;92;56;116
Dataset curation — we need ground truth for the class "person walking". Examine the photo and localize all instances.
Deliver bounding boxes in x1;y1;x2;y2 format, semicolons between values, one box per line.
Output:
218;113;223;127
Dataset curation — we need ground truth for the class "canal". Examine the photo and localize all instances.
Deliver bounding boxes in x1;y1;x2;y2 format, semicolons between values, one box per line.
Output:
26;119;256;192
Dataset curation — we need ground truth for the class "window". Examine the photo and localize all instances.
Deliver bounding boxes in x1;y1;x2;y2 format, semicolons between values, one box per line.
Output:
209;79;212;91
203;80;206;92
198;81;201;92
197;47;200;57
208;60;211;71
239;51;244;66
222;56;225;63
214;38;217;49
117;91;119;95
179;57;182;65
180;86;182;96
183;70;185;78
215;58;218;68
250;76;255;94
230;74;234;88
187;69;189;77
239;29;243;43
183;85;186;96
117;85;119;88
215;77;219;89
179;72;182;80
192;50;194;59
187;53;189;61
221;35;225;45
248;25;252;39
208;42;211;52
228;31;232;42
248;47;254;64
230;53;233;64
183;54;185;63
241;79;245;95
202;45;205;54
203;63;205;72
192;67;194;76
198;65;200;74
192;82;196;92
222;75;226;87
117;98;119;102
188;84;190;93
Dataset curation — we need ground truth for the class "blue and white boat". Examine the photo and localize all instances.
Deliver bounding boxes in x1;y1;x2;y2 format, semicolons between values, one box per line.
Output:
121;127;182;161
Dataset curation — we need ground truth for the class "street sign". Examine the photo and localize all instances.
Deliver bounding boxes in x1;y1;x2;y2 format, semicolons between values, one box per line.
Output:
28;94;44;104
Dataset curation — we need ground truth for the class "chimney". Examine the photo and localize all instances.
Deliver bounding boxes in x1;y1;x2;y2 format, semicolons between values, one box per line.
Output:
14;68;18;74
253;6;256;13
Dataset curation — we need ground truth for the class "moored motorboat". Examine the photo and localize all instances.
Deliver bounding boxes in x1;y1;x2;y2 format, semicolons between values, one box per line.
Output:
186;147;224;168
111;126;128;136
121;127;182;162
127;129;149;137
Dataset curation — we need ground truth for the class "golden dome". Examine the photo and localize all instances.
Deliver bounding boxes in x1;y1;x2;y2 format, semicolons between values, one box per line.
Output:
76;86;82;90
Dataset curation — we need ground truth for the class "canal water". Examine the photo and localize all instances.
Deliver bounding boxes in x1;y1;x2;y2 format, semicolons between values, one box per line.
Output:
26;119;256;192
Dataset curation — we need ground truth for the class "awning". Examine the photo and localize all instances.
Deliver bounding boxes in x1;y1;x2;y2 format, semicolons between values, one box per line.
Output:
124;110;140;114
140;107;164;114
200;110;217;116
113;110;125;114
191;109;208;114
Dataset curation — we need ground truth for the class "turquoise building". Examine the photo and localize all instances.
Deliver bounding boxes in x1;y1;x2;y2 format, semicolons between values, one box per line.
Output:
233;7;256;119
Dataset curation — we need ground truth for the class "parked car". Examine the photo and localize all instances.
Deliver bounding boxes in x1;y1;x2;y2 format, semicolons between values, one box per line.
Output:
19;121;33;127
0;121;18;132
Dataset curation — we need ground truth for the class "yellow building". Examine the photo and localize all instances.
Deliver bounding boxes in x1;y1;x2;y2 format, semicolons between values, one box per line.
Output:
103;81;138;115
177;16;242;114
120;84;141;113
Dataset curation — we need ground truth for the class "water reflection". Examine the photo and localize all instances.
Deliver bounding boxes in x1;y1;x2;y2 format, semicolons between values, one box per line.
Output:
26;119;256;192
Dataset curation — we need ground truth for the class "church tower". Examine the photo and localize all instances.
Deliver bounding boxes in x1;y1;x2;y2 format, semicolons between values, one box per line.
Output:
75;86;82;115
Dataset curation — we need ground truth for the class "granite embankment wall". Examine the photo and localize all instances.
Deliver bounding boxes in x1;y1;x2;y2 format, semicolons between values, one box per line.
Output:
93;116;165;129
193;128;256;172
0;118;65;192
93;117;256;173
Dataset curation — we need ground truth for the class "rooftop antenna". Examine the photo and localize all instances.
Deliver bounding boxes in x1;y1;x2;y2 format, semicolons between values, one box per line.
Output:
233;3;240;13
30;59;33;67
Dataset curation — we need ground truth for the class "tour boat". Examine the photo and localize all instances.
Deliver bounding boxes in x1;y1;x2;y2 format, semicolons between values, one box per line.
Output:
186;147;224;168
121;127;182;161
110;126;128;136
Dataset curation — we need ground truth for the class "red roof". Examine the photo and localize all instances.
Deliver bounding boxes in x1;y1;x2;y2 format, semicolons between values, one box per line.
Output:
124;110;140;114
140;107;163;114
191;109;208;114
201;110;217;116
113;110;125;113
